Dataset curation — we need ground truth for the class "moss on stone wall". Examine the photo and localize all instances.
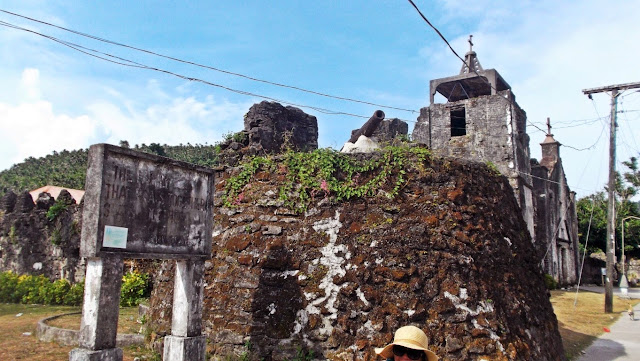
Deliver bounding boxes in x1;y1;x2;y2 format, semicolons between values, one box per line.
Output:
148;147;565;361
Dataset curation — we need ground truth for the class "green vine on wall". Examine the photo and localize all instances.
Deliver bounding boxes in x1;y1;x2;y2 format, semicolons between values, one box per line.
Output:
223;145;433;212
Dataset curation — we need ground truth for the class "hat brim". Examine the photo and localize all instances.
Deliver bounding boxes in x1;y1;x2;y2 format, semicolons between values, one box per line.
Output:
375;342;438;361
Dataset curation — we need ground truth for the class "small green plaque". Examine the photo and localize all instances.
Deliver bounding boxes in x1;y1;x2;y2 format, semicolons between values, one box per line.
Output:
103;225;128;249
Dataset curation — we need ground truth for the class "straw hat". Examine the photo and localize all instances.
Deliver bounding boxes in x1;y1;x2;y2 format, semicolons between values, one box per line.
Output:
374;326;438;361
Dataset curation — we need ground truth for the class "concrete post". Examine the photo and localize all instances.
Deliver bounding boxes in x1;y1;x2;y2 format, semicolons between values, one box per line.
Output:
69;256;124;361
163;260;206;361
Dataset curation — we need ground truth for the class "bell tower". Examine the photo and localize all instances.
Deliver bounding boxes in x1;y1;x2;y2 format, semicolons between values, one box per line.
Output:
412;37;535;239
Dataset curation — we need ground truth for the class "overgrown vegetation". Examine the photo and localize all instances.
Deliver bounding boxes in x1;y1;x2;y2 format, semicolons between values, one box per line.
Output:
46;196;74;221
544;274;558;290
0;272;84;306
120;271;152;307
223;145;434;213
485;161;500;176
0;142;220;198
285;347;314;361
0;271;151;307
577;155;640;258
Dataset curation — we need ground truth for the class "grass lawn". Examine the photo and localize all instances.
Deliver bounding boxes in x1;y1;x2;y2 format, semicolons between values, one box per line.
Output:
1;292;637;360
550;289;640;360
0;303;158;361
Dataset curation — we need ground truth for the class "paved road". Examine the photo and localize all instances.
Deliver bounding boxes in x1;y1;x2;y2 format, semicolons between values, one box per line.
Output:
574;286;640;361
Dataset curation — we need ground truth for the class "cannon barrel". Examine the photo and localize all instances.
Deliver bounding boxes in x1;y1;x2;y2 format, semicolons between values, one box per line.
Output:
348;110;385;143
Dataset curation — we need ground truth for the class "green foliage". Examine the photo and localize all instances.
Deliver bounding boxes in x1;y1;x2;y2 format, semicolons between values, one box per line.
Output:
0;149;88;197
0;271;150;307
46;196;74;221
42;279;71;304
50;228;61;245
485;161;500;176
120;271;151;307
223;131;248;144
15;274;50;304
0;143;221;198
0;271;84;306
148;143;166;156
223;145;433;213
544;274;558;290
224;156;274;207
284;347;314;361
577;154;640;257
8;225;17;244
0;271;19;302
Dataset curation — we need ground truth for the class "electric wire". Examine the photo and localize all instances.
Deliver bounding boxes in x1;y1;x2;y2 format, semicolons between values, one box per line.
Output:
0;20;374;119
574;194;598;306
2;7;617;154
405;0;617;154
406;0;550;137
0;8;417;114
530;117;602;129
618;101;640;154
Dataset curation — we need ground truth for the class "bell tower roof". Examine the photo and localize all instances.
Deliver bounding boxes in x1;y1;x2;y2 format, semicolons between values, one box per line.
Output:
429;35;512;104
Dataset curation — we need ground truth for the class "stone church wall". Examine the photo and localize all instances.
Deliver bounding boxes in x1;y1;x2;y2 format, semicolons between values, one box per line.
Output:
146;151;565;361
0;190;84;282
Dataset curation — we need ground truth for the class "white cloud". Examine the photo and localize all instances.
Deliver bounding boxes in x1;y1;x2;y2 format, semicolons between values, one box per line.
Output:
0;67;254;171
419;0;640;197
20;68;41;100
0;99;96;168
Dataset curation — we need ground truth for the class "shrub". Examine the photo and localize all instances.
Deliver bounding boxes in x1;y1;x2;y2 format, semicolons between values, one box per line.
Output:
0;271;84;306
544;274;558;290
63;281;85;306
0;271;152;307
120;272;151;307
46;200;68;221
46;279;72;304
0;271;20;302
15;274;49;304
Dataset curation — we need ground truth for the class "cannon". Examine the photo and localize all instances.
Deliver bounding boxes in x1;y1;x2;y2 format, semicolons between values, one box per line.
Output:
348;110;385;144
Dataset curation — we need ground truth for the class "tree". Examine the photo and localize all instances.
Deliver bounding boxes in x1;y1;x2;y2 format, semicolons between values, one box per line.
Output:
577;156;640;258
147;143;166;157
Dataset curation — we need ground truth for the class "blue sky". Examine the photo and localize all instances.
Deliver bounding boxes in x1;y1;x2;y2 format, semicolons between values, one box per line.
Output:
1;0;640;199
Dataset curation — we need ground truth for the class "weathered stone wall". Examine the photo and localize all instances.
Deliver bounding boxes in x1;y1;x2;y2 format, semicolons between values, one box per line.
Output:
412;90;579;287
531;158;579;286
412;92;529;181
412;93;535;237
244;101;318;153
0;190;84;282
147;151;565;361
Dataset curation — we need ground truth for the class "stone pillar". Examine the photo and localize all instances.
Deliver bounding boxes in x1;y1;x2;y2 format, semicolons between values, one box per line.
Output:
163;260;206;361
70;256;124;361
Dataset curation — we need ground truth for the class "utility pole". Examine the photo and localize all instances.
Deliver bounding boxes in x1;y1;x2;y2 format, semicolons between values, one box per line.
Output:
583;81;640;313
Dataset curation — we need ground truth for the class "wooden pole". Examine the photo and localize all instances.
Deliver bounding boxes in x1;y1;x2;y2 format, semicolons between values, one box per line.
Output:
583;81;640;313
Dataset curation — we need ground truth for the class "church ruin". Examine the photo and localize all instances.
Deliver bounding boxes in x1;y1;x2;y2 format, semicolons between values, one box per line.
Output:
412;38;579;285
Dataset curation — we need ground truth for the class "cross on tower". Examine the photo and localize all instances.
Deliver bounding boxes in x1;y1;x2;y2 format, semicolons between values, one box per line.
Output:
546;117;552;135
468;35;474;52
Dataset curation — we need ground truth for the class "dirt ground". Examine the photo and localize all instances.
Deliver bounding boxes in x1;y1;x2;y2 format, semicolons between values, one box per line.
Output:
0;303;157;361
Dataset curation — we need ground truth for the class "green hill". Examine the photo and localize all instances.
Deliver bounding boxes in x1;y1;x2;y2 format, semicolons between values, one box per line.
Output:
0;142;220;197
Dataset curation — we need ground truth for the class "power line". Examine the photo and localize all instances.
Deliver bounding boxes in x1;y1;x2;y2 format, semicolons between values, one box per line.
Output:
0;8;417;114
3;17;609;154
405;0;621;154
0;20;377;120
530;116;603;128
